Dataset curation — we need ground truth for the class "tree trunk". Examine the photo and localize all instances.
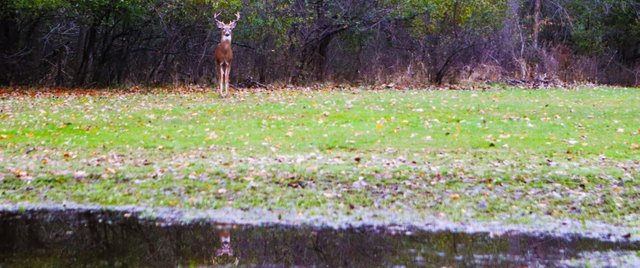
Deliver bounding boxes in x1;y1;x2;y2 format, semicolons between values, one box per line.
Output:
316;34;332;80
533;0;541;49
75;23;97;85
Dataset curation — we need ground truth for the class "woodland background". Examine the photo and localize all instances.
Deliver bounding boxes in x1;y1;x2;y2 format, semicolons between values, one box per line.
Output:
1;0;638;87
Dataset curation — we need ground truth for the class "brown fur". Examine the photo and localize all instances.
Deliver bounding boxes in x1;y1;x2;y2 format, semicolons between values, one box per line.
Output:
215;41;233;67
213;12;240;97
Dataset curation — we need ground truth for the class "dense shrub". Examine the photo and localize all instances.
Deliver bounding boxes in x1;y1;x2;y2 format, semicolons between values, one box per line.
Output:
0;0;638;86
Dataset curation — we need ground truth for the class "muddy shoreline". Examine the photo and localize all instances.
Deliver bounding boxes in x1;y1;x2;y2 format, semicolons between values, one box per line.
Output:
1;203;637;242
2;204;639;267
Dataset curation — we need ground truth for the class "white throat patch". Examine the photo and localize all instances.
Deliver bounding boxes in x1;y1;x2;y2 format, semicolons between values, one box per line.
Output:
222;35;232;42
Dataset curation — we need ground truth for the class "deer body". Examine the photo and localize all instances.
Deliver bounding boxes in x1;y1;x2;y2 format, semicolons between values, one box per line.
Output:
214;12;240;97
215;41;233;96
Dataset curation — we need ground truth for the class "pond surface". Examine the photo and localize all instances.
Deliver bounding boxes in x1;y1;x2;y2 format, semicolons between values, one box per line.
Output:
0;209;638;267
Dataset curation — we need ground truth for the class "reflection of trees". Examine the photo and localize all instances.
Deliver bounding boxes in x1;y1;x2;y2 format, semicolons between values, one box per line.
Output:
1;210;638;267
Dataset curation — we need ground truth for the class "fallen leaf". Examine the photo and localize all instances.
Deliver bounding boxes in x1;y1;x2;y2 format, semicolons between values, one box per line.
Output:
352;178;368;189
74;171;87;179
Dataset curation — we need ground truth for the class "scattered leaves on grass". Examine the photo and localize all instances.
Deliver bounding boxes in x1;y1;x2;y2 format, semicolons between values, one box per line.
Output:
0;86;639;227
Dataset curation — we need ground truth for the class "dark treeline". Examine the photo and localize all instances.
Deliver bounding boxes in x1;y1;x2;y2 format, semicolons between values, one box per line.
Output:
1;0;639;87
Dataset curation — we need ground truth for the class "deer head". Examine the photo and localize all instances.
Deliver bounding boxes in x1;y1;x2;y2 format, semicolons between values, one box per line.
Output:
215;229;233;256
214;12;240;42
211;228;239;265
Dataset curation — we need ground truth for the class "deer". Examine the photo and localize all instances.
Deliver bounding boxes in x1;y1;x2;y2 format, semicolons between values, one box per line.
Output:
214;12;240;97
211;227;239;265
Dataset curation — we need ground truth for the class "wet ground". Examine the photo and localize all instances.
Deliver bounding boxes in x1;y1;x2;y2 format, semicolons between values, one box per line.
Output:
0;209;638;267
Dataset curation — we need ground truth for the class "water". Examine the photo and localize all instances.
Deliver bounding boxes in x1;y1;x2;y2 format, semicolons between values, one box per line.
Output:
0;209;638;267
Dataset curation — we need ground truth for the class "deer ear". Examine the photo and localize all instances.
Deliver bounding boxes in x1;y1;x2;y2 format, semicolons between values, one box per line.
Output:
229;21;237;29
216;21;225;29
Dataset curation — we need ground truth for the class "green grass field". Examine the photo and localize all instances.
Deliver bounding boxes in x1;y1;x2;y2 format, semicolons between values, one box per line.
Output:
1;87;639;228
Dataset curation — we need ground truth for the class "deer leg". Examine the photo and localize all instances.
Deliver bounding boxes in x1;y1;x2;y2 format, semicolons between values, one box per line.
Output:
221;65;226;97
221;65;227;97
225;64;231;96
218;65;224;97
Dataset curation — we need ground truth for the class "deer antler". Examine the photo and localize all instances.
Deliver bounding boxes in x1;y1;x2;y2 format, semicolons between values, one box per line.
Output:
214;12;224;25
227;12;240;28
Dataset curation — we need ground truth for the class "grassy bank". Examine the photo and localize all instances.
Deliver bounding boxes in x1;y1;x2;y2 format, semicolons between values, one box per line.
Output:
1;87;639;228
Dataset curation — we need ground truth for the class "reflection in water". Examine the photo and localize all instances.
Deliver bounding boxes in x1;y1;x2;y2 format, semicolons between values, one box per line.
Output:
0;209;638;267
212;227;239;266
